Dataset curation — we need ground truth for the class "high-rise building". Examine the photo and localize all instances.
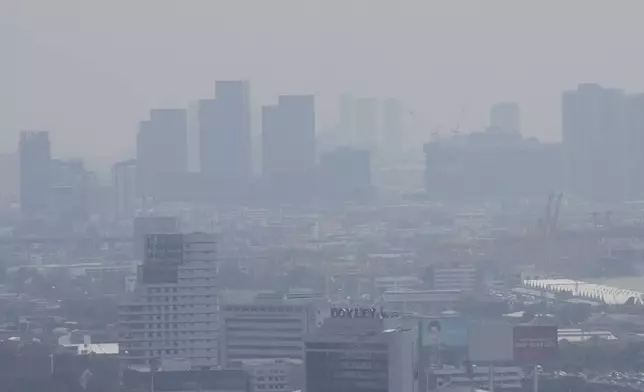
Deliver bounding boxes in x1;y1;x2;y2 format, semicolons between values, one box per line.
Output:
490;102;520;134
305;316;419;392
338;94;355;145
262;95;316;201
119;232;219;369
354;98;379;152
0;153;19;212
220;293;320;366
562;84;631;201
199;81;252;188
133;216;180;259
382;98;403;158
50;159;91;226
136;109;188;197
262;95;316;179
19;131;51;217
319;147;371;202
112;159;139;221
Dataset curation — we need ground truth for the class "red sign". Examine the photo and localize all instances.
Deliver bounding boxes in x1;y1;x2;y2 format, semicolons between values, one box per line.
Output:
513;326;558;364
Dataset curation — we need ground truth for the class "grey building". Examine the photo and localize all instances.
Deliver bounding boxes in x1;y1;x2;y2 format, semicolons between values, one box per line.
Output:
490;102;520;134
262;95;316;201
136;109;188;197
112;159;138;221
199;81;252;189
19;130;51;217
305;316;419;392
319;147;371;202
354;98;379;152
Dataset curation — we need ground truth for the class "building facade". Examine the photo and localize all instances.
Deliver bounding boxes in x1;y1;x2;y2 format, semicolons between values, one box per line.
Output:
305;317;419;392
119;232;219;369
19;130;51;217
220;294;319;366
136;109;188;197
199;81;252;189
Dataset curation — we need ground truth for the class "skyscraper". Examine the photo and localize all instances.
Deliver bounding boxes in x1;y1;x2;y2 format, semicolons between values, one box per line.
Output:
490;102;520;134
562;84;630;201
19;131;51;217
112;159;138;221
119;232;219;368
382;98;403;159
262;95;316;200
136;109;188;196
199;81;252;188
338;94;354;145
354;98;378;152
319;147;371;202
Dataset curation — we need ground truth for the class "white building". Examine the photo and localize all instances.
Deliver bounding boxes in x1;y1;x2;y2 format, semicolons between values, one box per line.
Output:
304;316;419;392
220;292;320;366
119;232;219;369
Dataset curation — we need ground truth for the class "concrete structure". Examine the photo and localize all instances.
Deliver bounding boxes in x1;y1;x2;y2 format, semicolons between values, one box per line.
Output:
19;130;51;217
119;232;219;368
262;95;316;186
382;98;403;158
381;290;463;315
199;81;252;188
136;109;188;196
425;263;479;291
237;358;304;392
220;292;320;365
112;159;138;221
304;316;419;392
354;98;378;152
490;102;520;134
133;216;180;259
431;366;523;390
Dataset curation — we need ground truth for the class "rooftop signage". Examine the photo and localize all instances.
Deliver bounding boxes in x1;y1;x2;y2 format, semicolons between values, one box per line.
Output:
330;306;399;319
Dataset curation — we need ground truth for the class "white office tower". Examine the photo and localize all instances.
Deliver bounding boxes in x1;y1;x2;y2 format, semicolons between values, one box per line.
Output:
305;316;419;392
119;232;219;369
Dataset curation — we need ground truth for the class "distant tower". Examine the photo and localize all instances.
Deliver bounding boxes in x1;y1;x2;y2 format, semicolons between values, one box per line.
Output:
382;98;403;159
19;131;51;217
136;109;188;197
490;102;520;134
354;98;379;152
199;81;252;190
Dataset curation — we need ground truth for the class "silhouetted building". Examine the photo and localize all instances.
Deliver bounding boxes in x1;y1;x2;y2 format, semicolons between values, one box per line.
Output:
490;102;520;134
382;98;403;159
19;131;51;217
338;94;354;145
319;147;372;202
424;132;563;202
262;95;316;201
136;109;188;197
199;81;252;193
112;159;138;221
354;98;379;152
50;159;91;227
562;84;635;201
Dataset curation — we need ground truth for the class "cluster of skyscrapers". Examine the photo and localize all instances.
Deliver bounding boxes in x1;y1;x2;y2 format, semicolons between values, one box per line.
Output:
130;81;374;207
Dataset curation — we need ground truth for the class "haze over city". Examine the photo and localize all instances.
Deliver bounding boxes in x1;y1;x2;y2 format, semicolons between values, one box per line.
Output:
8;2;644;392
5;0;644;169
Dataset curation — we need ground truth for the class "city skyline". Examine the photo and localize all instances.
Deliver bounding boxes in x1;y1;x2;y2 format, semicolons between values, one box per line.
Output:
7;1;644;167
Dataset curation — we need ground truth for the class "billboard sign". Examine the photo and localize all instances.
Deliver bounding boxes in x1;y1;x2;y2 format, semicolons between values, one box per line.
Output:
513;326;558;364
468;321;514;362
420;317;468;348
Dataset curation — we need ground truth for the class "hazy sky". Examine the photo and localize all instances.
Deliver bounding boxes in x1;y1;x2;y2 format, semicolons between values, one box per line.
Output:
4;0;644;169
